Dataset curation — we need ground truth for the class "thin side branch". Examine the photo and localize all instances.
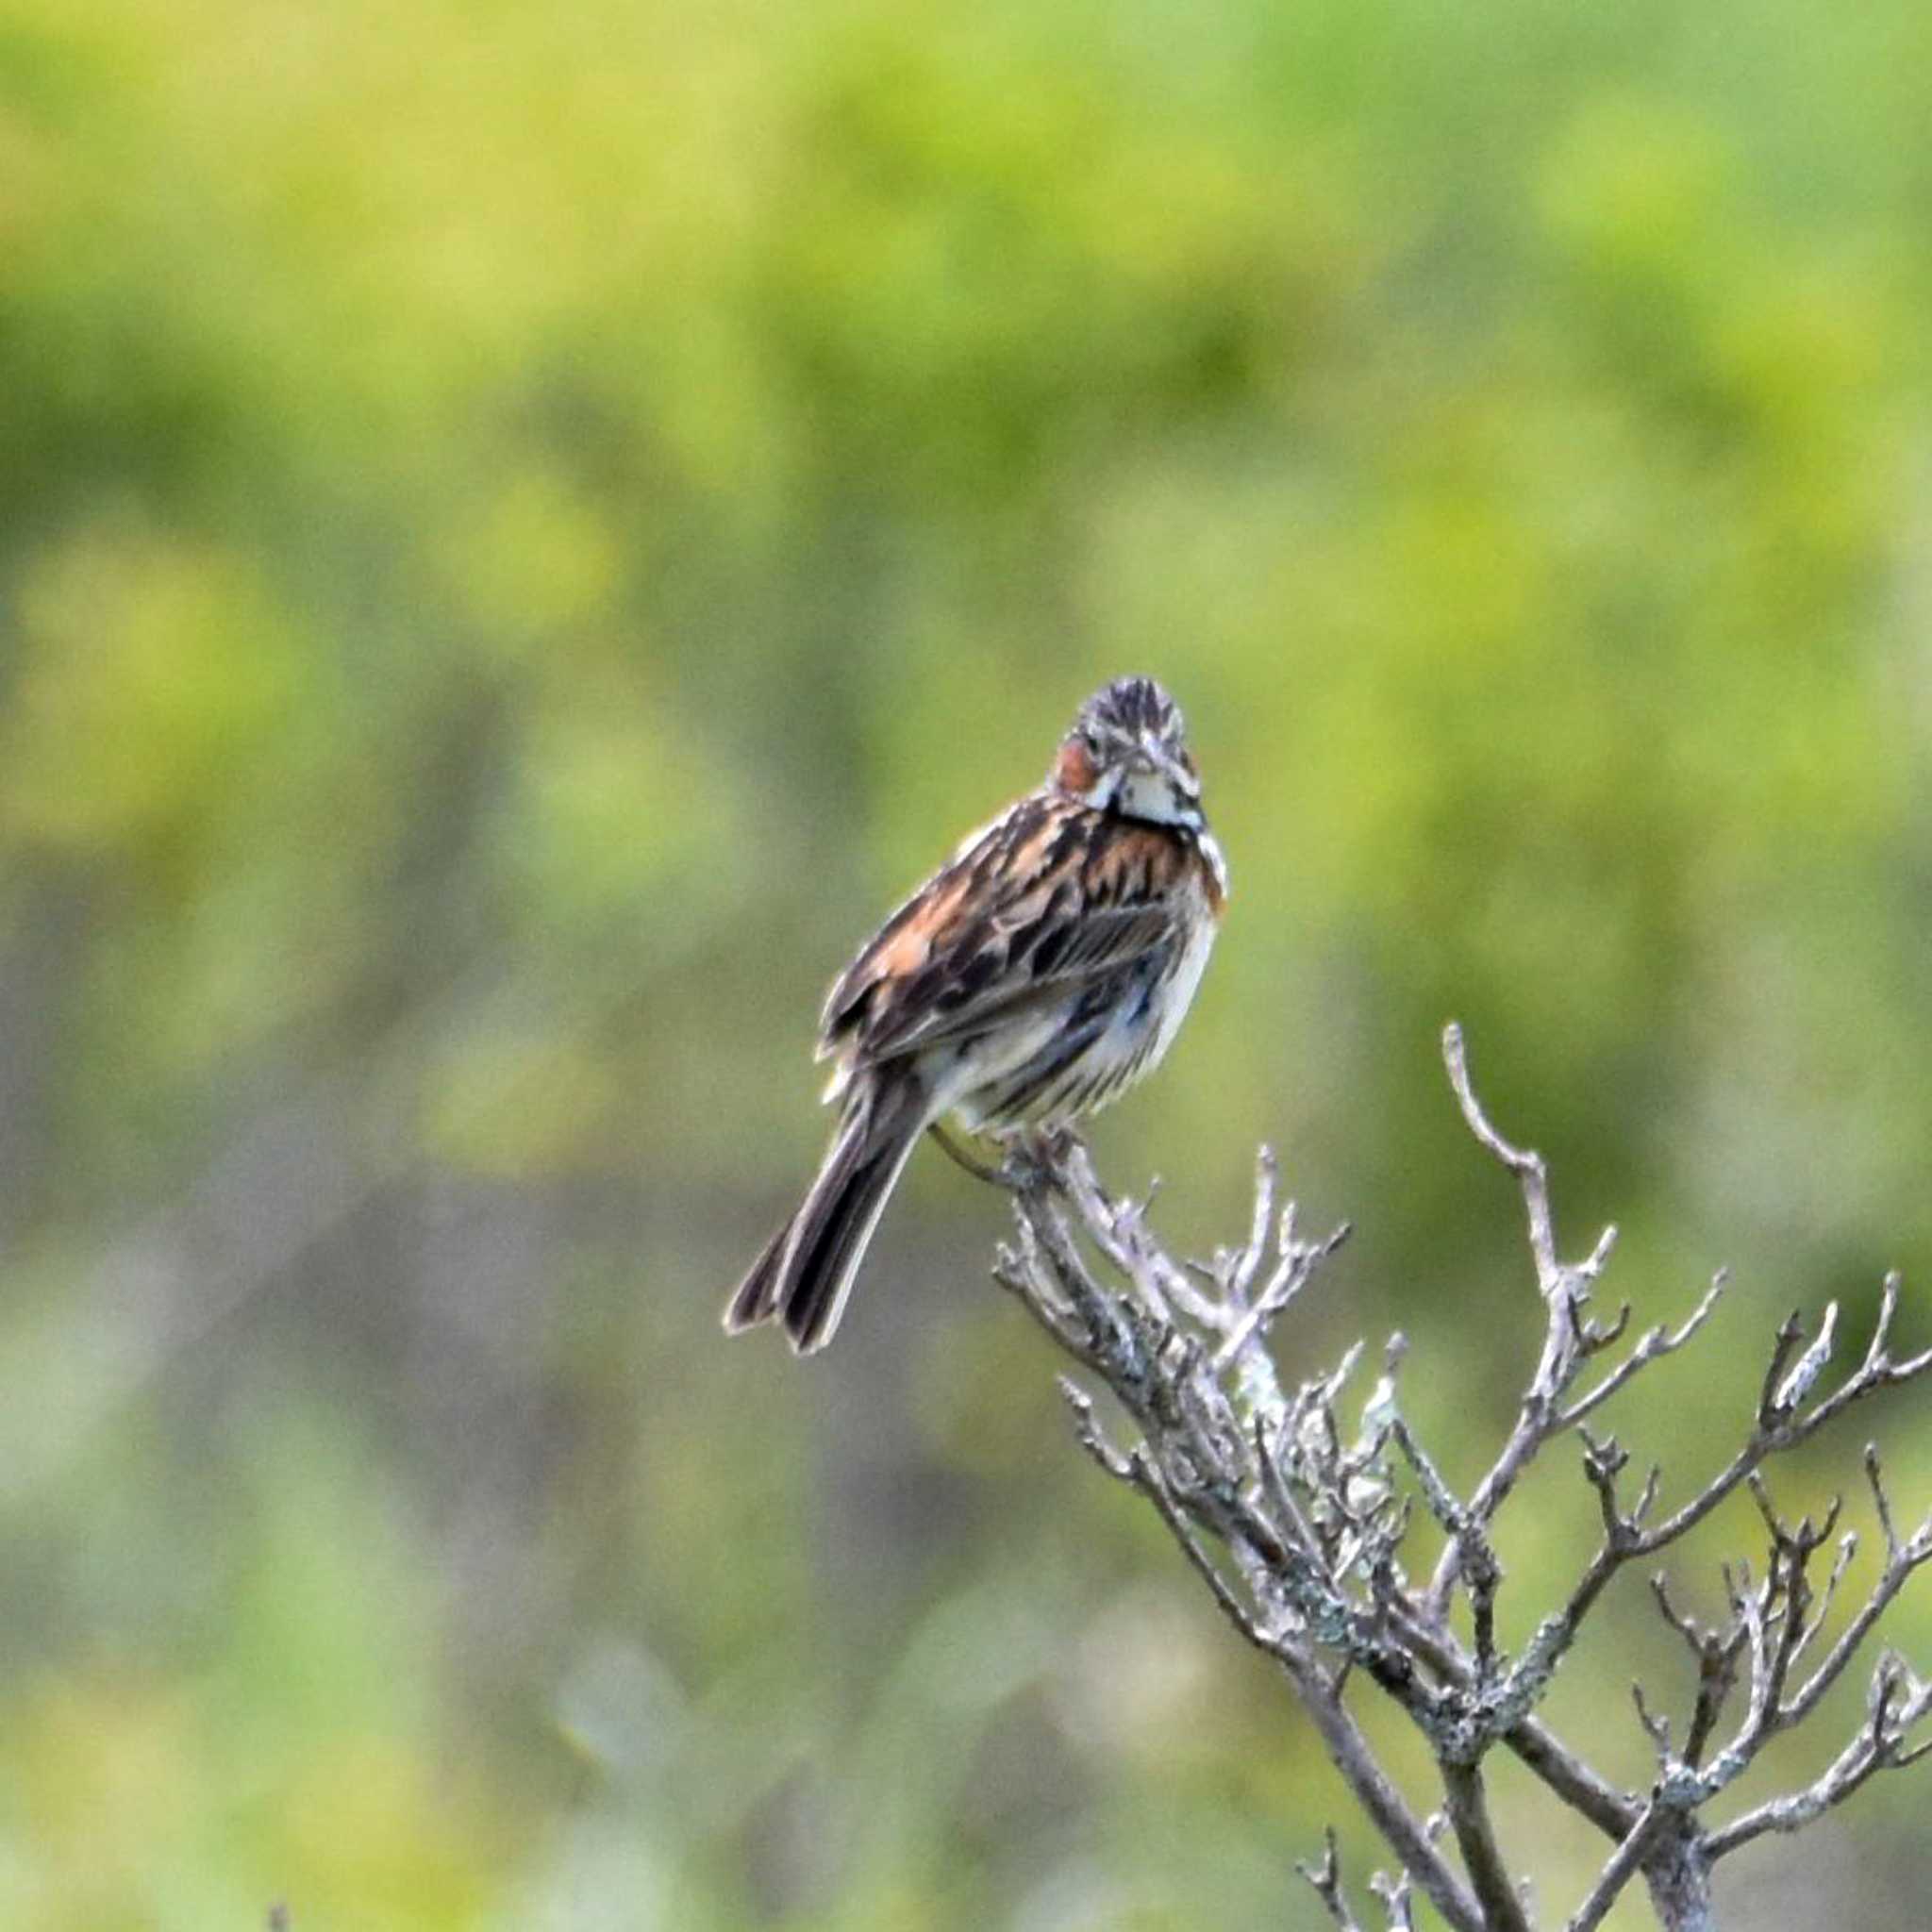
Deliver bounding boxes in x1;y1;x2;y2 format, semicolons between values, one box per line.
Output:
1441;1020;1562;1289
1298;1827;1365;1932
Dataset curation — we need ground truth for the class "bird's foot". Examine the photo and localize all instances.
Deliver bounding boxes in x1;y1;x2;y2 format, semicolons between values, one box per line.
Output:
998;1126;1080;1193
929;1122;1081;1194
927;1122;1008;1187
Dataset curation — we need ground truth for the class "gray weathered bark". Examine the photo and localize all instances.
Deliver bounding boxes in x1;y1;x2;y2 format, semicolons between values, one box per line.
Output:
985;1024;1932;1930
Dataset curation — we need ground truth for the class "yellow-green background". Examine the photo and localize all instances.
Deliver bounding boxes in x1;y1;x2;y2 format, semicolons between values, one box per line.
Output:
4;1;1930;1925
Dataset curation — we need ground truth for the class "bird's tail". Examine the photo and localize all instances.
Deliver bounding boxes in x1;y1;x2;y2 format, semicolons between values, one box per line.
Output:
724;1080;928;1353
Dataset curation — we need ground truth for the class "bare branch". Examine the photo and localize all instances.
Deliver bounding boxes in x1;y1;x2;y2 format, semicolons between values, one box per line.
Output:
1298;1827;1365;1932
981;1038;1932;1932
1391;1417;1502;1674
1211;1216;1351;1371
1564;1292;1932;1585
1501;1713;1641;1841
1772;1301;1839;1415
1441;1757;1533;1932
1367;1822;1440;1932
1225;1143;1279;1307
1058;1377;1135;1481
1425;1026;1634;1613
1392;1606;1641;1840
1775;1457;1932;1731
1124;1433;1288;1665
1441;1021;1563;1290
1708;1652;1932;1857
1564;1799;1666;1932
1632;1680;1673;1760
1288;1657;1487;1932
1867;1441;1901;1557
1558;1271;1730;1427
1649;1574;1748;1771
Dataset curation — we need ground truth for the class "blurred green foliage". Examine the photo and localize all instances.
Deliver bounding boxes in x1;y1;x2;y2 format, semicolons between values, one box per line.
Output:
3;0;1932;1925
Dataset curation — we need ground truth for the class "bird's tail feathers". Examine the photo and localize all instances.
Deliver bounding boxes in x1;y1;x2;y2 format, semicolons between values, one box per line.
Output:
724;1082;928;1353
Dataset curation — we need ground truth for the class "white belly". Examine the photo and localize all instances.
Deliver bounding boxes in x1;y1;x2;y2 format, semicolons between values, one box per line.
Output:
1141;882;1217;1073
943;873;1220;1133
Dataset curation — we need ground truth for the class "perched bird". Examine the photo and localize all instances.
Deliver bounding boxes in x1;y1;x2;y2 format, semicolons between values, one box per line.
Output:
726;675;1227;1353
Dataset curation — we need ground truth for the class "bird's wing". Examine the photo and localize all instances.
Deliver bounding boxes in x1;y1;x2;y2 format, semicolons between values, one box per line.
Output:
820;796;1192;1068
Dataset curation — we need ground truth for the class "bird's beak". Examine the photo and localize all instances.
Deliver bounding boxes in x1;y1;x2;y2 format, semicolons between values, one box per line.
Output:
1137;736;1197;798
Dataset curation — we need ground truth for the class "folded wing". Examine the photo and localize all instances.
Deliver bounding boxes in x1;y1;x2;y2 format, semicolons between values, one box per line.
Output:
820;798;1191;1071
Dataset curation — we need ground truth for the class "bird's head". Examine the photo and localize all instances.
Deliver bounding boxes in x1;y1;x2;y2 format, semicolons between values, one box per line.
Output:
1050;675;1204;830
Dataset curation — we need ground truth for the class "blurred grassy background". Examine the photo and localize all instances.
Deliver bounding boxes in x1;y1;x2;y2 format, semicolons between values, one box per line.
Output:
3;0;1931;1925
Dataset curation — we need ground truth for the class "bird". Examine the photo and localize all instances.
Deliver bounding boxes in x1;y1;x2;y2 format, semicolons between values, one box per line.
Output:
725;675;1227;1353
